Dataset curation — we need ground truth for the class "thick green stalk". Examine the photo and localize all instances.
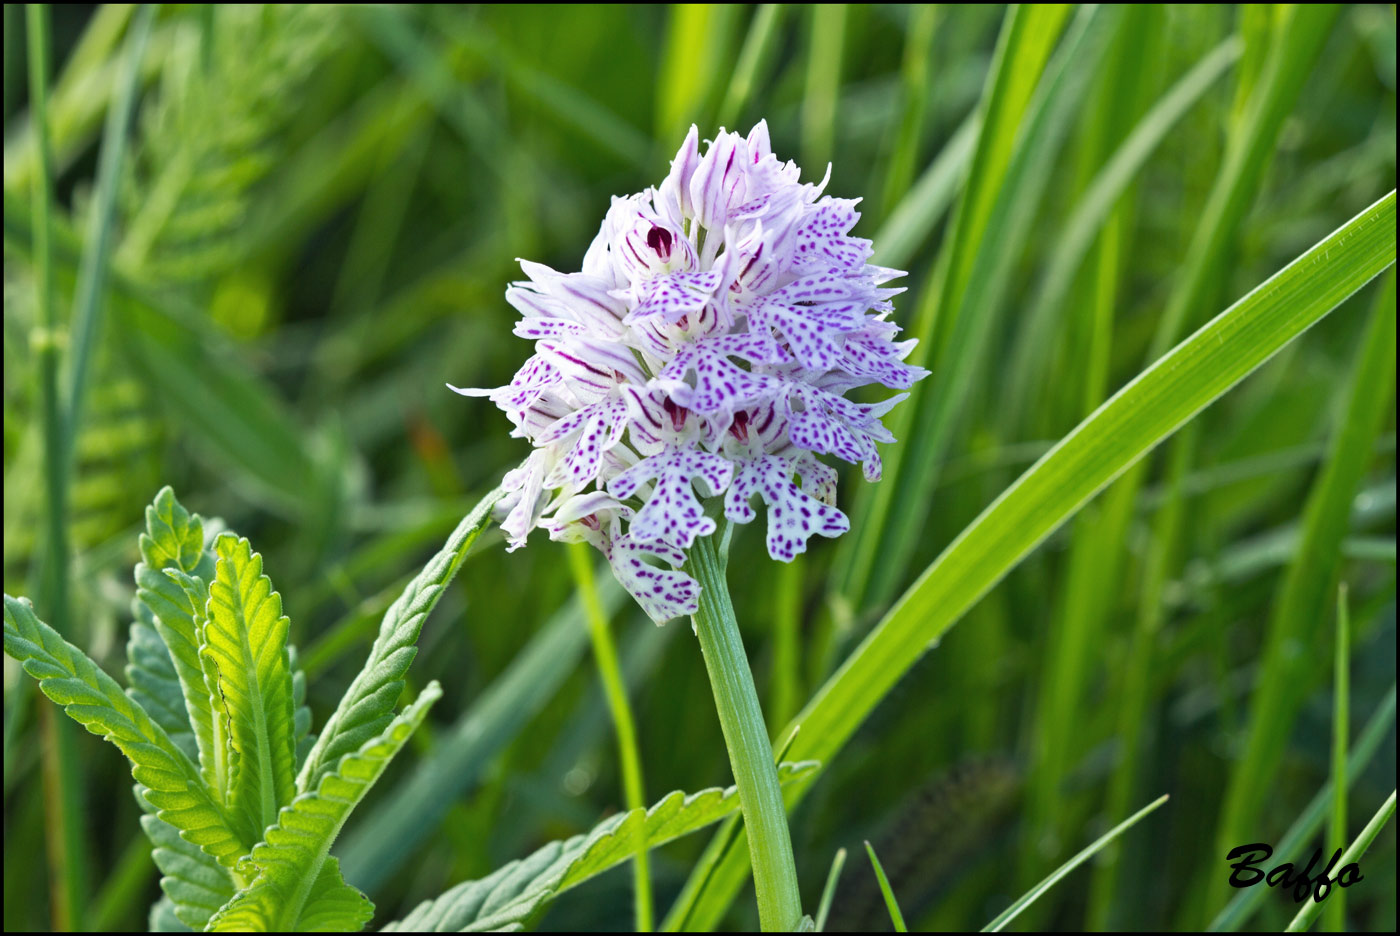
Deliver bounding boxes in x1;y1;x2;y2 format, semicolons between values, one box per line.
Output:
688;532;802;931
568;543;652;931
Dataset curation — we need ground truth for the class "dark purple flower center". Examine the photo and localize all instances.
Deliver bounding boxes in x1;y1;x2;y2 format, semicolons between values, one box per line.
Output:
645;225;673;260
662;396;690;431
728;410;750;442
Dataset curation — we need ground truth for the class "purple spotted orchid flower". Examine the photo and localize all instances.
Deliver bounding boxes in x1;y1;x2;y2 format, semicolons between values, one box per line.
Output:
454;121;928;623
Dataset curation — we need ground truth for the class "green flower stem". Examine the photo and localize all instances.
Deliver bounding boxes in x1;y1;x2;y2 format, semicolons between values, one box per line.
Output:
568;543;653;931
687;531;802;931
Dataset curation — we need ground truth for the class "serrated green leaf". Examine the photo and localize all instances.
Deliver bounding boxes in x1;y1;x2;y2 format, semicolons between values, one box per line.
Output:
207;683;441;933
289;644;314;771
125;614;198;760
136;786;236;931
3;593;247;866
133;487;230;799
149;895;188;932
203;533;299;839
385;761;820;932
296;486;503;793
141;485;206;573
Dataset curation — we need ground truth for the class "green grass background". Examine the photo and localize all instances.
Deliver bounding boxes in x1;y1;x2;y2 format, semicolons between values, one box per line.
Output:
2;4;1395;931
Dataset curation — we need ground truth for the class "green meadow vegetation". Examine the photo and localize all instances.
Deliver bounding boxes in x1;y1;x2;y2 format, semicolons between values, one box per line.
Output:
2;4;1395;932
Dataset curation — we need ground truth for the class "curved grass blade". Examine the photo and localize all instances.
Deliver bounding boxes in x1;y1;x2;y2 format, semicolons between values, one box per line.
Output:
4;594;249;866
383;762;819;932
296;485;502;793
672;190;1398;929
1284;790;1397;933
864;841;907;932
815;847;847;932
981;795;1169;931
207;683;441;932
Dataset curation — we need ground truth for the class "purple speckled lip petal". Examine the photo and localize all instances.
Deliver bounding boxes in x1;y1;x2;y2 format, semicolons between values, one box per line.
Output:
454;120;929;624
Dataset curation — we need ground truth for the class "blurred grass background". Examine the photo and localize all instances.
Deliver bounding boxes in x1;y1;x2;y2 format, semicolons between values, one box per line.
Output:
2;3;1395;932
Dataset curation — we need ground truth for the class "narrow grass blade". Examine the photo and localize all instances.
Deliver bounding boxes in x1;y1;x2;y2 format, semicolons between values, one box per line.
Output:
864;841;908;932
1207;685;1396;931
65;3;152;442
717;5;784;130
1285;791;1397;933
802;4;847;170
1005;35;1242;434
1326;584;1351;932
669;191;1398;929
815;847;846;932
26;7;87;927
880;4;939;220
569;542;652;931
982;795;1169;931
833;2;1080;612
1214;267;1397;901
872;112;978;273
657;4;738;142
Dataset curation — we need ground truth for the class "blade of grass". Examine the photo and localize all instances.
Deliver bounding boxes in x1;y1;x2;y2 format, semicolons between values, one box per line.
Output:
1325;583;1350;933
1004;35;1242;435
1207;684;1396;931
982;795;1170;932
1285;791;1397;933
864;841;908;932
669;191;1398;930
871;111;978;273
879;4;939;221
815;847;846;932
769;556;802;734
801;4;847;171
831;1;1076;614
26;7;85;928
866;3;1118;610
657;4;739;142
717;4;784;130
64;3;152;443
1213;266;1397;914
1086;422;1196;929
568;543;652;931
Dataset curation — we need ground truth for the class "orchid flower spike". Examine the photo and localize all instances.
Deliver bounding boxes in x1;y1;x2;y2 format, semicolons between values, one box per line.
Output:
454;121;928;623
